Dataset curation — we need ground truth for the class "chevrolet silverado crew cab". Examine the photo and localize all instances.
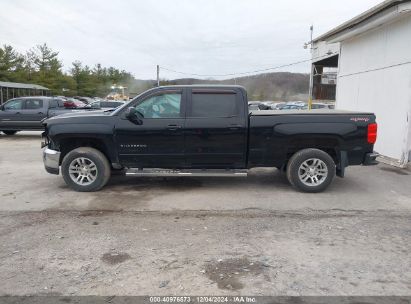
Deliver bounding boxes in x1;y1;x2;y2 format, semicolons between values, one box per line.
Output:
42;85;378;193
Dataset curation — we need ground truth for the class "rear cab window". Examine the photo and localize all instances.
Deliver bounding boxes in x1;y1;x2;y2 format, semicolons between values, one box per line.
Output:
51;98;65;108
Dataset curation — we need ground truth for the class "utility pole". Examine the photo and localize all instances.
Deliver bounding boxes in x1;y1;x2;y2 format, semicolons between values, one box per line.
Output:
157;65;160;87
307;25;314;110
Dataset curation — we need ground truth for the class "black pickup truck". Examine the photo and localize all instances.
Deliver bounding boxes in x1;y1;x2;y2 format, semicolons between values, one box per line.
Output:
42;85;378;193
0;96;95;135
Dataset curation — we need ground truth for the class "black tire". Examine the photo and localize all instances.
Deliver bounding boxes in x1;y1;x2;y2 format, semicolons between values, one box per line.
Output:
286;148;336;193
61;147;111;192
2;130;18;135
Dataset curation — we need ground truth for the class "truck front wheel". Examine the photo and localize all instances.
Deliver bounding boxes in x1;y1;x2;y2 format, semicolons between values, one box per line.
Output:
286;148;336;193
61;147;111;192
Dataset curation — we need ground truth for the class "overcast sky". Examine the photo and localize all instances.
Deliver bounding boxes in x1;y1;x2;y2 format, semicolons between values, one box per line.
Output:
0;0;382;79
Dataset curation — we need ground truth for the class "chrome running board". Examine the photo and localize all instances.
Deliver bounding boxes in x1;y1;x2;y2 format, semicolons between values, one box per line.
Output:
125;168;248;177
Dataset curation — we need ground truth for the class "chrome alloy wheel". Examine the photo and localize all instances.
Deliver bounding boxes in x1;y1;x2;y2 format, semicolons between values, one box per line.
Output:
298;158;328;186
68;157;98;186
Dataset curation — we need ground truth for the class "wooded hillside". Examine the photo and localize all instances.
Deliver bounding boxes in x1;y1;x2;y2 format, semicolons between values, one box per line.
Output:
1;44;309;101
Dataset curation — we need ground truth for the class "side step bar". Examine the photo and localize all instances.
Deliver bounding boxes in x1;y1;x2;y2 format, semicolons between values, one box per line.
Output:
125;168;248;177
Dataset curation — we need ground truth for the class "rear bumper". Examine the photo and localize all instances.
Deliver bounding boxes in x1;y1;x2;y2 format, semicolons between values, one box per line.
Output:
43;148;61;175
363;152;379;166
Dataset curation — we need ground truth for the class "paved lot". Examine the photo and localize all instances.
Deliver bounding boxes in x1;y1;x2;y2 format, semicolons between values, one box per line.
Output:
0;132;410;295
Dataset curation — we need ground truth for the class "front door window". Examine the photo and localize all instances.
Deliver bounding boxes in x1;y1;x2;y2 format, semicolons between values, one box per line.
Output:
4;99;23;110
135;92;181;118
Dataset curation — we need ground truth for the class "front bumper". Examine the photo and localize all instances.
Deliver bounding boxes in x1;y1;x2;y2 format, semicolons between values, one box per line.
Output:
363;152;379;166
43;148;61;175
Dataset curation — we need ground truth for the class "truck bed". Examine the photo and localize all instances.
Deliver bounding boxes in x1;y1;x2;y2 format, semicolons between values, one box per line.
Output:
248;109;376;169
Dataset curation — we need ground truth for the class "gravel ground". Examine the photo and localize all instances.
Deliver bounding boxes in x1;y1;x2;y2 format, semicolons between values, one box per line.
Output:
0;132;410;296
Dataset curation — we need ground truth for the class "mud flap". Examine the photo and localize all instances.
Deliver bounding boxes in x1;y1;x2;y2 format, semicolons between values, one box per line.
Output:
336;151;348;178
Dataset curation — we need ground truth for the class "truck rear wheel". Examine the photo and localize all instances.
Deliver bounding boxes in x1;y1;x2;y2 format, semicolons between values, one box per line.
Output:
2;130;18;135
286;148;335;193
61;147;111;192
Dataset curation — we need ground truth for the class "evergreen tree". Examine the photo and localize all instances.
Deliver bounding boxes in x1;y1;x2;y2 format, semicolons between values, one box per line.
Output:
26;43;64;93
0;45;25;81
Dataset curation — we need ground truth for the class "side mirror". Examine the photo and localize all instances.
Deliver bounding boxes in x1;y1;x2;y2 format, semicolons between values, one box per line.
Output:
125;107;143;125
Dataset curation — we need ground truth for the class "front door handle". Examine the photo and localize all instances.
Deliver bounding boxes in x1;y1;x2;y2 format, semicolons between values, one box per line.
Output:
38;112;44;115
167;124;182;131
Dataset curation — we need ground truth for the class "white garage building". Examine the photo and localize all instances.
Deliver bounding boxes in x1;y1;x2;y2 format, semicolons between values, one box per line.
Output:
311;0;411;167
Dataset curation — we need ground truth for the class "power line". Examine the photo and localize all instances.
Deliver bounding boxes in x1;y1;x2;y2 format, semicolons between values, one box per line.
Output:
338;60;411;78
160;52;338;78
161;60;311;77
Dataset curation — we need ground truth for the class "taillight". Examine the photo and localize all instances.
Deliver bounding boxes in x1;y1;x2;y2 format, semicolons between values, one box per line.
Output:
367;123;377;144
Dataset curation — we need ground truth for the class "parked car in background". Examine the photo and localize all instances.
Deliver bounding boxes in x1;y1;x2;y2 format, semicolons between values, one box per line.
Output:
62;98;87;109
280;104;306;110
311;103;335;110
74;96;94;104
248;102;271;111
88;100;125;111
270;102;287;110
0;96;98;135
260;101;277;109
248;104;261;111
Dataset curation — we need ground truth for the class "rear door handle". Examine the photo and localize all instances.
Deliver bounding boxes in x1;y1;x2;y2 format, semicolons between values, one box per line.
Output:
229;124;242;130
16;112;21;115
38;112;44;114
167;124;182;131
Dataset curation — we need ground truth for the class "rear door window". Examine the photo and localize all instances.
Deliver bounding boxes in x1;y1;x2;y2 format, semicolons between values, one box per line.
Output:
24;99;43;110
190;92;237;118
